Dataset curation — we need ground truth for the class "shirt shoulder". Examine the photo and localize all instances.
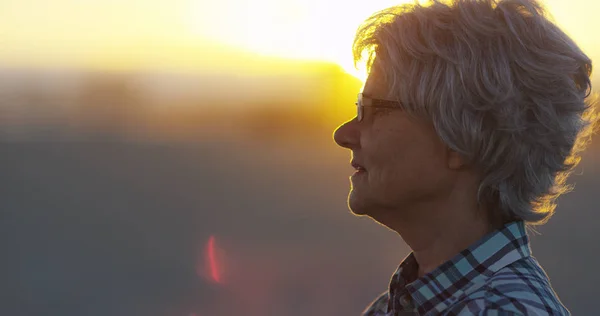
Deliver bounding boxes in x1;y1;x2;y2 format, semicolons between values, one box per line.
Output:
446;257;570;316
362;291;390;316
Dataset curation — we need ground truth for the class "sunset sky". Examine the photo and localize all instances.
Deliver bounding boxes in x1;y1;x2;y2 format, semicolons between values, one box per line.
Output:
1;0;599;80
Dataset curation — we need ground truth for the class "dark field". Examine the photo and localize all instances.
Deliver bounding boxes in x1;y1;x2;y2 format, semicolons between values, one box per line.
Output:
1;137;598;315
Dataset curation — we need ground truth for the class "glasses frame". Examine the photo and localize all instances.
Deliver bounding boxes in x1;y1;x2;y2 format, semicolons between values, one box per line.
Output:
355;93;403;122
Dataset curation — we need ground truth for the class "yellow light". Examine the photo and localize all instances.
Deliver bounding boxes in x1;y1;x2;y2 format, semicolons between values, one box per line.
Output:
185;0;412;81
0;0;596;84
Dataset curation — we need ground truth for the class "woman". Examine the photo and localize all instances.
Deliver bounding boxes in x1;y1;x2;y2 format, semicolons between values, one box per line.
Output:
333;0;597;315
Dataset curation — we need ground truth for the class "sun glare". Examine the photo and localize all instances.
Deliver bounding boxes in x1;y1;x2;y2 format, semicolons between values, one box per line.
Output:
0;0;597;82
186;0;414;81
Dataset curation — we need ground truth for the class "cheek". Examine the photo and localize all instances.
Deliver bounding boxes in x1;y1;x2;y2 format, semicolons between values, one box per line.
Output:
364;138;408;187
368;152;415;190
366;131;445;193
366;131;420;170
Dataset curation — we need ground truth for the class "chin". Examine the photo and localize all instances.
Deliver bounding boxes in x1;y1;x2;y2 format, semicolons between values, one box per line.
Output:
347;191;370;216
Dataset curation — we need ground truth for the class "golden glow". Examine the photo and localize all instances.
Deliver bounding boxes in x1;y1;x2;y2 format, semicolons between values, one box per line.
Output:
186;0;410;80
0;0;598;82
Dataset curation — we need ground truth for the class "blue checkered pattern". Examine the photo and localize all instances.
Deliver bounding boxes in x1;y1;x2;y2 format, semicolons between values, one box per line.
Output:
362;221;570;315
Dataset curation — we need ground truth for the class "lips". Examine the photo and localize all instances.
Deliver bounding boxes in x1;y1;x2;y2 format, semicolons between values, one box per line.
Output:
351;161;366;172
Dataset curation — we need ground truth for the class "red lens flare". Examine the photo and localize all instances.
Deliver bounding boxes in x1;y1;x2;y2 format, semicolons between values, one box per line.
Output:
207;235;221;283
197;235;223;284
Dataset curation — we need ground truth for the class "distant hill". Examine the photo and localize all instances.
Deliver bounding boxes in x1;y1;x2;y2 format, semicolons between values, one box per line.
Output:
0;61;363;142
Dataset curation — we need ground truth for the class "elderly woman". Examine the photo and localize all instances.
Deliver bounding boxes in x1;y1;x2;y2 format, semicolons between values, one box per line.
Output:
333;0;597;315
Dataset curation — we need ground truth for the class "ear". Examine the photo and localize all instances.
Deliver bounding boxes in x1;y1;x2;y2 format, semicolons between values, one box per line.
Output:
447;148;466;170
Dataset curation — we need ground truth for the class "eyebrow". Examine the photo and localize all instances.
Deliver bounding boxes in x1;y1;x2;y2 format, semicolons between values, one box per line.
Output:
360;93;403;107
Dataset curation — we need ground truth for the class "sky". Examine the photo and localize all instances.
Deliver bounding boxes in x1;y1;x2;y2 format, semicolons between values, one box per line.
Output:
0;0;599;80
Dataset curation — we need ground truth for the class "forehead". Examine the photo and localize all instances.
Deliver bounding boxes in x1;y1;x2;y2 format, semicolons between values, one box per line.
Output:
363;62;390;99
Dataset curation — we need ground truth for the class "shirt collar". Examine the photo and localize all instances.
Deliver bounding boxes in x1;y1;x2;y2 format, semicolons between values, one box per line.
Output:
389;221;532;314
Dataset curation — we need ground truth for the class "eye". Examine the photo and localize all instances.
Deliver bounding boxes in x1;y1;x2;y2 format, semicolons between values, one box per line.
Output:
373;107;393;117
361;107;377;121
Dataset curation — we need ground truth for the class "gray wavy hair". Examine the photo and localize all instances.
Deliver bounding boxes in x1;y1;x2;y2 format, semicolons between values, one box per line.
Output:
353;0;598;225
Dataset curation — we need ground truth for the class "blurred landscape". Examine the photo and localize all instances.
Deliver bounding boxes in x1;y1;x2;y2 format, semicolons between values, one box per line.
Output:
0;61;599;316
0;61;360;143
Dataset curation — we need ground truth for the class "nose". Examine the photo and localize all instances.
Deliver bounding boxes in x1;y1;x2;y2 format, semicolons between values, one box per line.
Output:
333;118;360;150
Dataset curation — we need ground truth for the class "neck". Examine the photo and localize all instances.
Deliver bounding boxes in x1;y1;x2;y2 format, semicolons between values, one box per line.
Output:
380;189;500;278
412;212;494;277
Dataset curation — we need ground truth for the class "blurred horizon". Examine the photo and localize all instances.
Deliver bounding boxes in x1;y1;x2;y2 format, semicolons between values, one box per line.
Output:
0;60;364;144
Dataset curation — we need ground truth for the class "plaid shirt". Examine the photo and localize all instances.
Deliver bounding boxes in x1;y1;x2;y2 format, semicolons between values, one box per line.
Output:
362;221;570;315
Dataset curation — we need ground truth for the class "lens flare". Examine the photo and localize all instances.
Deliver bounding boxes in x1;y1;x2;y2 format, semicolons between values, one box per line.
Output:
197;235;224;285
207;236;221;283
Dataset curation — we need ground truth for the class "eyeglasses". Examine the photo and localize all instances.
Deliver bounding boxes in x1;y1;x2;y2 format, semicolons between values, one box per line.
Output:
355;93;403;122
